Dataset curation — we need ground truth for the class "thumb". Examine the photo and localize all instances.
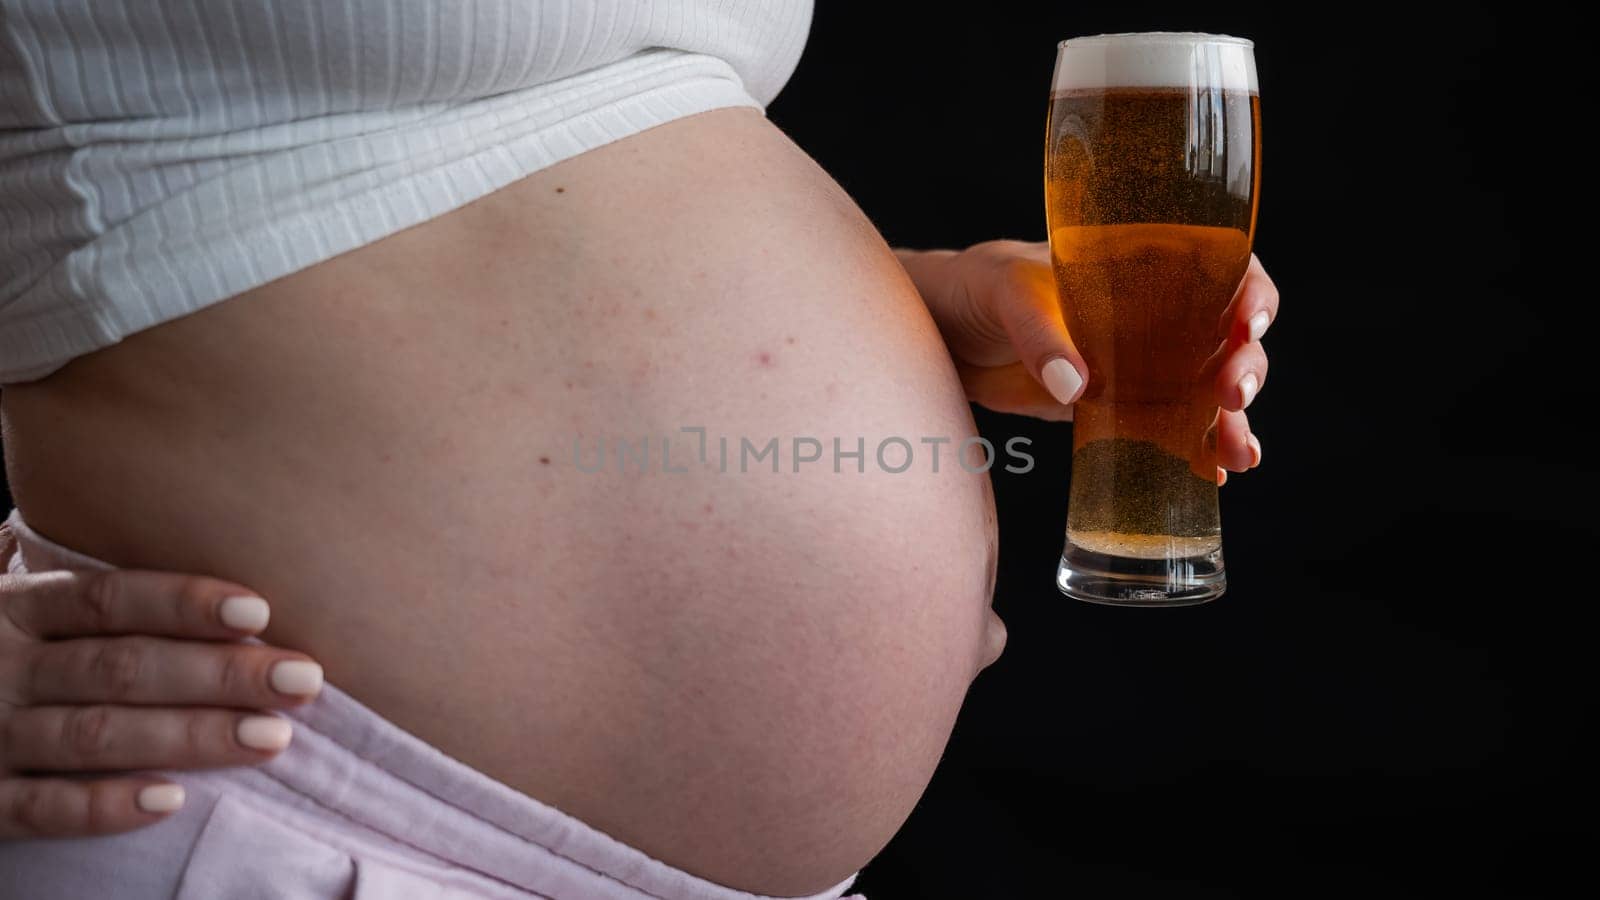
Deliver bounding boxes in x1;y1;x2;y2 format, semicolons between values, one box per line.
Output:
900;241;1090;407
969;241;1088;406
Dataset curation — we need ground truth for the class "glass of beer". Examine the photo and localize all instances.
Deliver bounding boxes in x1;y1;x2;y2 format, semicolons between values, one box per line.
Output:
1046;33;1260;605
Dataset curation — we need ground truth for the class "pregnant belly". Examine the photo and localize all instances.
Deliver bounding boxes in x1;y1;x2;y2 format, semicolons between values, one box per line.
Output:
0;108;1000;895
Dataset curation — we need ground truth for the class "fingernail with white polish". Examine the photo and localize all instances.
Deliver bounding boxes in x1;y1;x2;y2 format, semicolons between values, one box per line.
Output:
1238;372;1259;408
1041;358;1085;405
137;784;185;814
270;660;324;696
237;715;293;751
1248;433;1263;467
218;596;270;632
1247;310;1271;342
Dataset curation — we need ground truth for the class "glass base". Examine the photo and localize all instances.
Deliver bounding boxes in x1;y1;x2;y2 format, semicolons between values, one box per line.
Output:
1056;539;1225;606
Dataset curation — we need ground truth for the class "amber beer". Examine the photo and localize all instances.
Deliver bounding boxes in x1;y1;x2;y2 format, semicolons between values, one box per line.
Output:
1046;33;1260;605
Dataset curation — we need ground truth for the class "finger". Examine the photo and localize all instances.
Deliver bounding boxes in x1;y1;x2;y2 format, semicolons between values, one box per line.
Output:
958;361;1075;422
4;705;291;772
1218;254;1280;344
2;568;271;640
1215;409;1258;472
911;242;1090;406
1214;341;1270;411
975;243;1089;406
0;776;184;839
22;637;323;707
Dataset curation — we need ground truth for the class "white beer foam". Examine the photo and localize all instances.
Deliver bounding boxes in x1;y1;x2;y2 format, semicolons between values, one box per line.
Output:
1052;32;1258;93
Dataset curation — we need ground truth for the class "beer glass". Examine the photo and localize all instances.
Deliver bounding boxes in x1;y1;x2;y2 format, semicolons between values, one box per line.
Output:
1046;33;1260;605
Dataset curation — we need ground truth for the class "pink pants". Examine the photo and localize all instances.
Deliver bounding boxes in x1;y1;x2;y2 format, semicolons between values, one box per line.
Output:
1;509;864;900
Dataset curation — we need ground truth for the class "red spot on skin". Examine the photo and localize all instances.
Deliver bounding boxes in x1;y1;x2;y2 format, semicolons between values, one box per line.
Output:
381;453;393;463
785;336;795;345
644;308;658;321
703;503;714;515
757;351;773;367
583;361;595;369
825;382;839;400
565;381;574;390
539;456;551;465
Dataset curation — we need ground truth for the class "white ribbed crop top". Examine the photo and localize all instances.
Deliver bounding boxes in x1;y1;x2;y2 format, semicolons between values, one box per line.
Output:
0;0;812;383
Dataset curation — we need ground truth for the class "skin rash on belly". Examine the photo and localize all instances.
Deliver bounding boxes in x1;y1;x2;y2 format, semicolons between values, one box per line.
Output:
1;108;1002;894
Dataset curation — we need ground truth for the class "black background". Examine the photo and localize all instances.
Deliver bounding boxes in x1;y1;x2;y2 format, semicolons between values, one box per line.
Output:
2;2;1587;898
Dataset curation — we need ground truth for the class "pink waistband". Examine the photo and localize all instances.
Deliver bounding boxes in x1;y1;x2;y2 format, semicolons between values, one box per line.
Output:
3;508;862;900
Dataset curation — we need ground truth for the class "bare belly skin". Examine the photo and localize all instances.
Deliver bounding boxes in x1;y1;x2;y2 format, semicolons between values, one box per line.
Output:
0;108;1002;895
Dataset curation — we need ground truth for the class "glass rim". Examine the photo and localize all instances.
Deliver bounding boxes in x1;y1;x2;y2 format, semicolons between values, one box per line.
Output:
1057;31;1253;50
